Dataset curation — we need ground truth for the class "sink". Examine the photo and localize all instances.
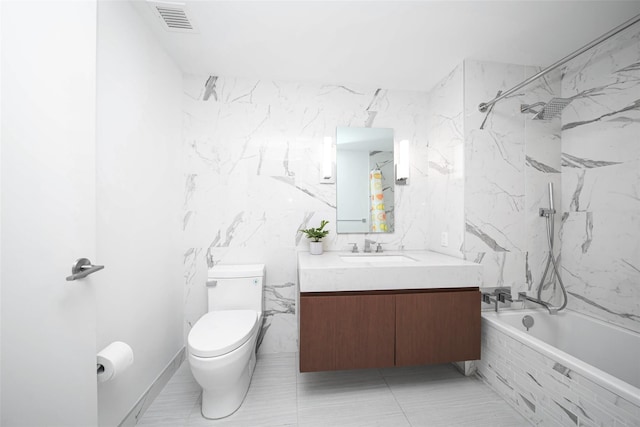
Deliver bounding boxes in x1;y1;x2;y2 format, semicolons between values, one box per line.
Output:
340;254;417;263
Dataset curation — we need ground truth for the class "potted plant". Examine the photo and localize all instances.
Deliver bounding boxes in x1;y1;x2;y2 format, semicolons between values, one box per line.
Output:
299;220;330;255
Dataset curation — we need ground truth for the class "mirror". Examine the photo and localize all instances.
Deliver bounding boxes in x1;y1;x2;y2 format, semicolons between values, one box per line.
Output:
336;127;394;234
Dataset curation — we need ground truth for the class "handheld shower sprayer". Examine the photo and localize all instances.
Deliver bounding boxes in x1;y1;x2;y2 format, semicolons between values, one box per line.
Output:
535;181;568;312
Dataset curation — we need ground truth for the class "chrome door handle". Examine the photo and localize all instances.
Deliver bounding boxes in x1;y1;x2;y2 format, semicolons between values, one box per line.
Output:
66;258;104;281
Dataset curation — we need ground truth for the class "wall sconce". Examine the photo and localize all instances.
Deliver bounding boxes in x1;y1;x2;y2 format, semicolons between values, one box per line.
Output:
320;136;335;184
396;139;410;185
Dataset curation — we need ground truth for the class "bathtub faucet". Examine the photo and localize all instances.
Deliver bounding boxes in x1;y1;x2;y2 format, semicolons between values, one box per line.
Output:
482;288;512;312
518;292;558;315
482;293;499;312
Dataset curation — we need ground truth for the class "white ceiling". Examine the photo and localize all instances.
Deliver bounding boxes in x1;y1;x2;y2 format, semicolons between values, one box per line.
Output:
131;1;640;92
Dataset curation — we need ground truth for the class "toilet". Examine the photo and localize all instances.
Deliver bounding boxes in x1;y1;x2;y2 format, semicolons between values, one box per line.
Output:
187;263;265;419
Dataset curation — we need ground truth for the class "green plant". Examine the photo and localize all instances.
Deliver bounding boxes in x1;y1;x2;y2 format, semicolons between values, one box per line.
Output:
299;220;330;242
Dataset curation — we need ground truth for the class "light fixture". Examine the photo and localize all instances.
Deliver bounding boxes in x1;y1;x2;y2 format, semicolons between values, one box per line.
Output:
396;139;410;185
320;136;334;184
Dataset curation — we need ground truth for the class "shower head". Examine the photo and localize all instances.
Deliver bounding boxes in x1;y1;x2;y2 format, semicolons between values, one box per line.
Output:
521;97;573;120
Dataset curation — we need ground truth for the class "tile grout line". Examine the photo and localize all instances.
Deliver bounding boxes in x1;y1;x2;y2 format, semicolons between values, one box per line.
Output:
186;391;201;426
379;368;414;427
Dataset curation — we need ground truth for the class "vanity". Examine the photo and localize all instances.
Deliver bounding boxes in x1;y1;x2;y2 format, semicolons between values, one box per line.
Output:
297;251;482;372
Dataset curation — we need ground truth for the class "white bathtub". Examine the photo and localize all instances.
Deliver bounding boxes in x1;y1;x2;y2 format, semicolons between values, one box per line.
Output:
479;309;640;426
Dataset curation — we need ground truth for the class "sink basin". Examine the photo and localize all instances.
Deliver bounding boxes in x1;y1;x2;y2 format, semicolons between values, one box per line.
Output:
340;254;416;263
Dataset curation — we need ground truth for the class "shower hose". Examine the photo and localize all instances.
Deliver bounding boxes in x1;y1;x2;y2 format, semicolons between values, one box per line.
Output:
536;208;568;312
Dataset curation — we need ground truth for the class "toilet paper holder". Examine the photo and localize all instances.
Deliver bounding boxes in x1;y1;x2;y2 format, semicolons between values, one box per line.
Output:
97;341;134;382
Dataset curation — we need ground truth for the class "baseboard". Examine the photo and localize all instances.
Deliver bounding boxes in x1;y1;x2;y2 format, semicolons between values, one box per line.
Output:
118;346;186;427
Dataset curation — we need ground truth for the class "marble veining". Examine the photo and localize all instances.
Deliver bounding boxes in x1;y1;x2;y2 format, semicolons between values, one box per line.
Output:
459;60;562;296
479;311;640;426
465;221;509;252
364;87;384;127
561;152;622;169
202;75;218;101
264;282;296;317
426;63;465;258
561;22;640;332
178;21;640;352
562;99;640;130
525;156;560;174
271;176;336;209
182;74;429;353
568;291;640;322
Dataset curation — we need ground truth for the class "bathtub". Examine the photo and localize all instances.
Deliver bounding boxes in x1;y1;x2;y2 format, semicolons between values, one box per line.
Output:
478;309;640;426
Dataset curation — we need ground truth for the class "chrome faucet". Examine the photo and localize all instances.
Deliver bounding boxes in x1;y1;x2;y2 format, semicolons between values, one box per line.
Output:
364;239;376;253
518;292;558;315
482;293;499;312
482;287;512;312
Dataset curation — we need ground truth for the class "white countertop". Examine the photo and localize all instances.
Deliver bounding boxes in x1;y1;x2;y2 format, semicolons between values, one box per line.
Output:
298;250;482;293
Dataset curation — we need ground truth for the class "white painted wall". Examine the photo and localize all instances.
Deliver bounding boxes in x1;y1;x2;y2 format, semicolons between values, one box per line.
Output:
96;2;182;425
0;1;3;416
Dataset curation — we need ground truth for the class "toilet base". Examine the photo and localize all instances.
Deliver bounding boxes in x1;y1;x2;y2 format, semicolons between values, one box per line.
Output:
201;349;256;419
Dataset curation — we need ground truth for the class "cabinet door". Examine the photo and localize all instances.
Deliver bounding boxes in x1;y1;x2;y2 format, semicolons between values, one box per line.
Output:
395;290;480;366
335;294;395;370
299;295;337;372
299;293;396;372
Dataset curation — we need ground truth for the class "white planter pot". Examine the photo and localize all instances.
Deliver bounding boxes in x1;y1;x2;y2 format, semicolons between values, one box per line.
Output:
309;241;324;255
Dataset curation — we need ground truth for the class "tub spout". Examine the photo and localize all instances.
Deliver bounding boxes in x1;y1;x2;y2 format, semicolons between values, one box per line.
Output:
518;292;558;315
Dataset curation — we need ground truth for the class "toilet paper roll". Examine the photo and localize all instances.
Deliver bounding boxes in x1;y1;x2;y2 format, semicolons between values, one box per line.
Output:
97;341;134;383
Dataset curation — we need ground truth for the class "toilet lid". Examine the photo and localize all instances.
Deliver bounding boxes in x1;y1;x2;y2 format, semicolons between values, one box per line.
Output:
188;310;259;358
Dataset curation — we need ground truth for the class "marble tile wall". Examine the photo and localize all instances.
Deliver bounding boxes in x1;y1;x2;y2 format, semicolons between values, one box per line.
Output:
463;60;563;303
423;58;563;300
425;63;465;258
181;75;429;352
560;23;640;333
179;23;639;355
478;321;640;426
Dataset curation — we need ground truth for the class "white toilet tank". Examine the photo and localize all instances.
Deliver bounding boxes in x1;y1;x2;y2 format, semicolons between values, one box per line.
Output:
207;264;265;313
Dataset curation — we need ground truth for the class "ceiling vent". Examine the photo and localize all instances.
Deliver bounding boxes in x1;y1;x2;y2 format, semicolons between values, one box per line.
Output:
148;1;197;33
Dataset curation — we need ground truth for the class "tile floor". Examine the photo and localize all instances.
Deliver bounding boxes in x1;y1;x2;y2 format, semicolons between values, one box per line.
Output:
139;353;529;427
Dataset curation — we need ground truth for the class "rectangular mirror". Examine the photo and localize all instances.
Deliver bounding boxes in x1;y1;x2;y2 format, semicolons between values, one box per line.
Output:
336;127;394;234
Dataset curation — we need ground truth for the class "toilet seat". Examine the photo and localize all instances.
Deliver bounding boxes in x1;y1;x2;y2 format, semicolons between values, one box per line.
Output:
188;310;259;358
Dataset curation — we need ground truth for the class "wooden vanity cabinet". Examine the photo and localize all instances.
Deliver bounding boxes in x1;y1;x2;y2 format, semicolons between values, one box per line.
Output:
299;293;395;372
299;288;480;372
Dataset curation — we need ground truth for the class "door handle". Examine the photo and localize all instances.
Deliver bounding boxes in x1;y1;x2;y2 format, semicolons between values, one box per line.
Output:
66;258;104;281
